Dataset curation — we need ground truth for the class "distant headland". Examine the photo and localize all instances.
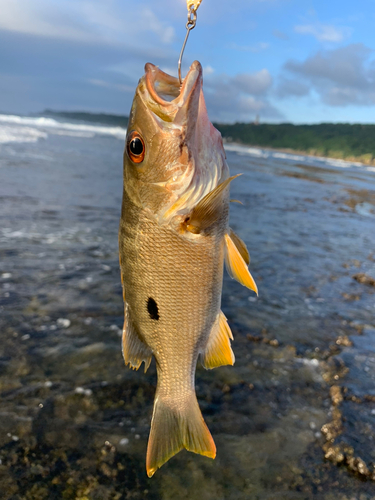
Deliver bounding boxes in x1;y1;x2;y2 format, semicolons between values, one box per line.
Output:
214;122;375;166
42;111;375;165
42;110;129;128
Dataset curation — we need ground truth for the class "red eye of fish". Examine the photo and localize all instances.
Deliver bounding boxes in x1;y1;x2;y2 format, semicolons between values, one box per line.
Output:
127;131;145;163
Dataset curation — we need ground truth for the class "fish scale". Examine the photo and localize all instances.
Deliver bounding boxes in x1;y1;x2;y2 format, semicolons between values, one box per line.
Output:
120;189;227;383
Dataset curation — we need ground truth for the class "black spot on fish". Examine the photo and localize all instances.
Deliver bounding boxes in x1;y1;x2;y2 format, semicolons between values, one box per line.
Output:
147;297;159;320
179;138;186;155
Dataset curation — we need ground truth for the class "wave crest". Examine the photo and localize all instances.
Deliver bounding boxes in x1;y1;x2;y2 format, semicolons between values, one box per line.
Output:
0;114;126;144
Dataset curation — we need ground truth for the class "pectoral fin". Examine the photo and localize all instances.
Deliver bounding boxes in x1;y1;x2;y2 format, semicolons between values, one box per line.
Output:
201;311;235;369
185;174;241;234
122;304;152;372
224;233;258;295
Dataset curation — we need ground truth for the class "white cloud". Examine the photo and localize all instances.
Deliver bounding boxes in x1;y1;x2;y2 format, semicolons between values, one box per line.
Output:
0;0;175;45
238;95;268;112
276;77;310;98
0;0;92;41
281;44;375;106
141;8;175;44
233;69;273;95
230;41;270;53
294;23;352;43
204;69;282;122
204;65;215;75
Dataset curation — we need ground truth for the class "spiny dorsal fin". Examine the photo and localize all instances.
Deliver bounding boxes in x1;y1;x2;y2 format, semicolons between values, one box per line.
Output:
122;304;152;373
224;233;258;295
229;227;250;265
185;174;241;234
201;311;235;369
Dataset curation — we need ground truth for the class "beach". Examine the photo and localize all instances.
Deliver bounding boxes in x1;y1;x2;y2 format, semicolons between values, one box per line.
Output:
0;113;375;499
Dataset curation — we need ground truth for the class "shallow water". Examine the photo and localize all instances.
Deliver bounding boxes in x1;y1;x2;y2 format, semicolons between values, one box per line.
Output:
1;115;375;499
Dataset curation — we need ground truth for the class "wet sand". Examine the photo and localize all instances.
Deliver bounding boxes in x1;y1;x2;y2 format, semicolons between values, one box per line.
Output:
0;130;375;499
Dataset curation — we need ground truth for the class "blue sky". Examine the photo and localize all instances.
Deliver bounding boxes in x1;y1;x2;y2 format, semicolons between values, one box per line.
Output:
0;0;374;123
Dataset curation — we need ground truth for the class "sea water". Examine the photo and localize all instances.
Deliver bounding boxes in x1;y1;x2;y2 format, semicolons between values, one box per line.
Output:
0;113;375;499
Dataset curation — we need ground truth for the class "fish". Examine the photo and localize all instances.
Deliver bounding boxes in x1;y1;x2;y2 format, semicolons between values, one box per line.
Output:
118;60;257;477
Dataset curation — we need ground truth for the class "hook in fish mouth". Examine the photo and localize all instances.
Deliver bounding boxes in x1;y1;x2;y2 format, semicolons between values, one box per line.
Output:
144;60;202;114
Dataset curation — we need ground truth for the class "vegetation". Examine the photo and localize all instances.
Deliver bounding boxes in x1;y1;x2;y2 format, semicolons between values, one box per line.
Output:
42;111;375;164
43;109;129;127
213;122;375;164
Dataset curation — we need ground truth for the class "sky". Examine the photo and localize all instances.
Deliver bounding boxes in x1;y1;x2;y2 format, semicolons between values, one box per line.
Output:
0;0;374;124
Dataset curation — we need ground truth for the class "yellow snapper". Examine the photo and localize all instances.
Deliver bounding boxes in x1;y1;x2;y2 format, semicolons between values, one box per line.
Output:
119;60;257;477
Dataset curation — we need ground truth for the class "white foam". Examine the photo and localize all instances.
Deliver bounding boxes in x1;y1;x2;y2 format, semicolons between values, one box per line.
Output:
0;113;126;144
224;144;269;158
321;157;363;168
272;152;306;162
0;125;47;144
355;202;375;217
224;142;370;169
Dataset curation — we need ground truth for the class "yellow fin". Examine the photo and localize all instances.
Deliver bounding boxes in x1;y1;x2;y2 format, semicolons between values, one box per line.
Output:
201;311;235;369
185;174;241;234
229;227;250;265
122;304;152;373
224;233;258;295
146;391;216;477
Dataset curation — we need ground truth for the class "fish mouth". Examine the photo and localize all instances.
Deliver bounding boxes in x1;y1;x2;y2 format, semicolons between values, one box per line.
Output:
143;61;202;122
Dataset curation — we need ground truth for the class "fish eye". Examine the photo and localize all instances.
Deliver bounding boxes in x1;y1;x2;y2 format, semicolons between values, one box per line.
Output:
127;131;145;163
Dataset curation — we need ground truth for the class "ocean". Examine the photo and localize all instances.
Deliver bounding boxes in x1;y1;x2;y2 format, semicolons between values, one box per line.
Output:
1;112;375;499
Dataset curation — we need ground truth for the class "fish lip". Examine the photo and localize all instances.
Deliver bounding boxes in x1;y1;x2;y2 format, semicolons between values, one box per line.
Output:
144;61;202;108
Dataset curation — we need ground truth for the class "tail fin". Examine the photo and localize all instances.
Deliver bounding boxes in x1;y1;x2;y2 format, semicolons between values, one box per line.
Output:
146;392;216;477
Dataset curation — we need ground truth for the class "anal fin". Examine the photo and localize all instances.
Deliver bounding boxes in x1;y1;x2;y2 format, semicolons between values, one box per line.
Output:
122;304;152;372
201;311;235;369
224;233;258;295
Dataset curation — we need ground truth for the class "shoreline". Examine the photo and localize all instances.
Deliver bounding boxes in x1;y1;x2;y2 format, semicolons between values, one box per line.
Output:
223;140;375;167
1;111;374;167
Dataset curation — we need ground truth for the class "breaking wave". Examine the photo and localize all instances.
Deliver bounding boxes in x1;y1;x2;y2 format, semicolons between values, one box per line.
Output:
224;143;366;169
0;114;126;144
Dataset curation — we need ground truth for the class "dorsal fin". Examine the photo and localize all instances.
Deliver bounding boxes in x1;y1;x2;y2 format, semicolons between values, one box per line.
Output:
224;233;258;294
229;227;250;265
185;174;241;234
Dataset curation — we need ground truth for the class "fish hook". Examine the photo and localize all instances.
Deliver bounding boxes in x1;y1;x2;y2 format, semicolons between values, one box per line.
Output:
178;4;198;85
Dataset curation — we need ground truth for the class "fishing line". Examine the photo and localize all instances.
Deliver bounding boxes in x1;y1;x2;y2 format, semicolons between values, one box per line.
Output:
178;1;202;84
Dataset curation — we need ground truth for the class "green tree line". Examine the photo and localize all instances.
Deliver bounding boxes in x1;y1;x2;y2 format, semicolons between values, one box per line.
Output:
43;110;129;128
42;111;375;164
213;122;375;164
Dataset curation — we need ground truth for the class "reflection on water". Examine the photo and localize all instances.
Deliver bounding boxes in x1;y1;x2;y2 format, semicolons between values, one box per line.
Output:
0;118;375;499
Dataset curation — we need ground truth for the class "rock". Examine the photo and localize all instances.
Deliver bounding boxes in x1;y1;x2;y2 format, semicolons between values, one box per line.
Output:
353;273;375;287
57;318;71;328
